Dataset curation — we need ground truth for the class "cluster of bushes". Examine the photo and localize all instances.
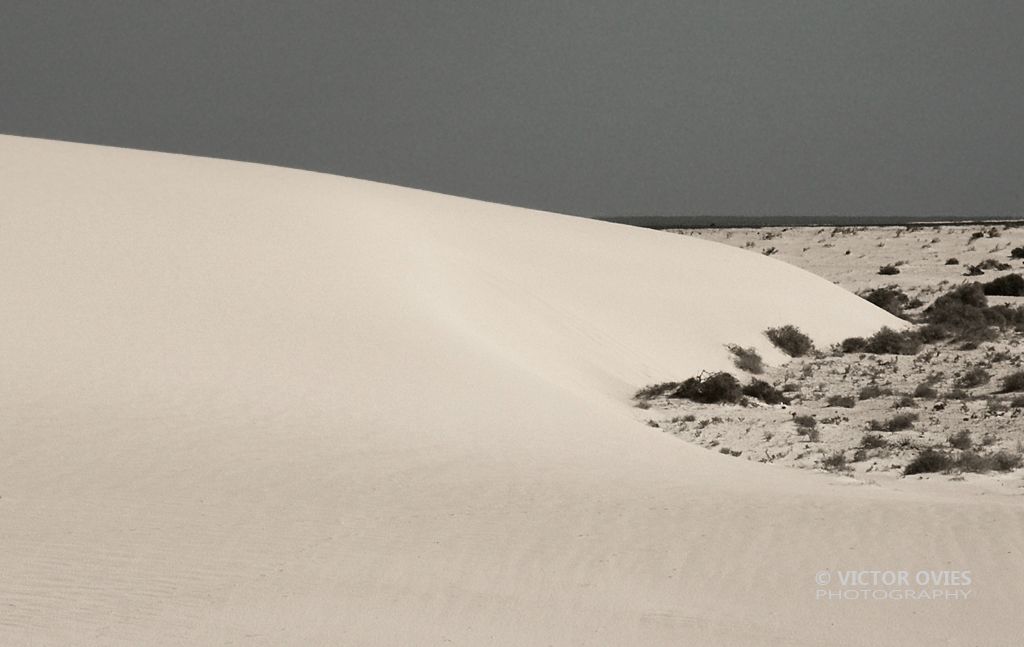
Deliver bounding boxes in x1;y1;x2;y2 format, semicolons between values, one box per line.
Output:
840;327;922;355
905;448;1022;475
982;273;1024;297
634;372;790;405
1011;247;1024;259
918;283;1024;343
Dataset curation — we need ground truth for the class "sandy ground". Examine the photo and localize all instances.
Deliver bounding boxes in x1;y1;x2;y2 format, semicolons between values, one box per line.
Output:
2;135;1024;645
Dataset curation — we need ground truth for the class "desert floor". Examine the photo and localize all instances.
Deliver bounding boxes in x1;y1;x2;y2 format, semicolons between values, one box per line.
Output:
647;224;1024;495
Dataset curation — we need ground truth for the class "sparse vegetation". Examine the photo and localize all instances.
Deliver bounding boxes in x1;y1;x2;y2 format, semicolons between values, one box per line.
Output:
826;395;856;408
1000;371;1024;393
860;433;888;449
859;286;921;318
868;412;918;432
821;451;848;472
913;382;938;399
727;344;764;374
878;264;900;275
956;366;991;389
858;384;892;400
905;448;1022;475
764;325;814;357
982;273;1024;297
741;379;790;405
948;430;972;450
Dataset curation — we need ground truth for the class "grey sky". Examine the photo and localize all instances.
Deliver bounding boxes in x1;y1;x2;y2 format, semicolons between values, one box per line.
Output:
2;1;1022;218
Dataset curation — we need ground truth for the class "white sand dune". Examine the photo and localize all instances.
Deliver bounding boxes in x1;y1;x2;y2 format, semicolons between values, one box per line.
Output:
1;135;1022;645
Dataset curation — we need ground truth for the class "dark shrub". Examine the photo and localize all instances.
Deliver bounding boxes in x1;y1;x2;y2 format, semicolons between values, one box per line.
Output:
948;430;972;450
742;379;790;404
878;264;900;275
727;344;764;374
861;433;888;449
859;286;915;318
956;366;991;389
668;372;743;404
955;451;1023;473
1000;371;1024;393
982;273;1024;297
978;258;1011;271
893;395;916;409
1011;246;1024;259
826;395;856;408
913;383;938;398
764;325;814;357
863;327;922;355
1011;395;1024;408
988;451;1024;472
858;384;892;400
945;257;960;265
793;414;817;429
905;449;954;475
840;337;867;353
821;451;848;472
868;412;918;432
634;382;680;400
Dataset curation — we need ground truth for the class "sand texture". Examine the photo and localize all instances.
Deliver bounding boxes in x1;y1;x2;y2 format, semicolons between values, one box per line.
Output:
2;135;1022;645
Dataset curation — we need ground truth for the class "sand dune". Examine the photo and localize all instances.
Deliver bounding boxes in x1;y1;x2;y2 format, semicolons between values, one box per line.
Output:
2;135;1022;645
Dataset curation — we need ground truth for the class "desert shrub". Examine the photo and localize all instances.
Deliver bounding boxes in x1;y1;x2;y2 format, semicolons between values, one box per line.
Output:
982;273;1024;297
741;379;790;404
764;325;814;357
634;382;681;400
826;395;856;408
860;433;888;449
868;412;918;432
954;450;1023;473
1000;371;1024;393
913;382;938;398
821;451;848;472
667;372;744;404
945;257;960;265
918;283;1024;341
1011;395;1024;408
859;286;916;318
893;395;916;409
1011;246;1024;259
878;264;900;275
762;247;778;256
944;387;971;400
793;414;817;429
978;258;1011;271
956;366;991;389
948;430;972;450
862;327;922;355
905;449;954;475
858;384;893;400
839;337;867;353
988;451;1024;471
727;344;764;374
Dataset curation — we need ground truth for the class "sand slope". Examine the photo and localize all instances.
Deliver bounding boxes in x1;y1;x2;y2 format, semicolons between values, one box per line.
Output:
1;135;1022;645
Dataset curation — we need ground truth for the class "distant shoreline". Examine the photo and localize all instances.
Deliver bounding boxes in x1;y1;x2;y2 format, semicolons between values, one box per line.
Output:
607;215;1024;230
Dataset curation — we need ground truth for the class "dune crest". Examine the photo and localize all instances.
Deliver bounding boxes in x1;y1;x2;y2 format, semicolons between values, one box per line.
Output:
1;135;1020;646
